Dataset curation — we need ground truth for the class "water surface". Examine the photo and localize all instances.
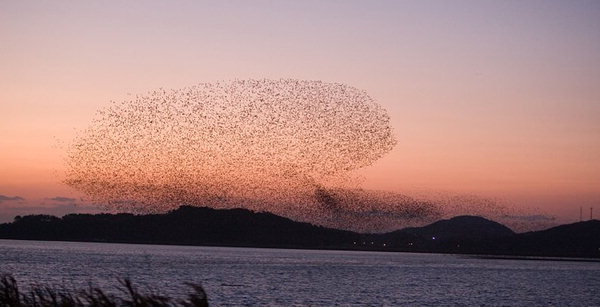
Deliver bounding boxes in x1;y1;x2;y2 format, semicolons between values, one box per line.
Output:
1;239;599;306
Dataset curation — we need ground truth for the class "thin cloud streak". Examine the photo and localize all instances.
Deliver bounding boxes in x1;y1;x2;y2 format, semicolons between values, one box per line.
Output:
0;195;24;203
48;196;77;202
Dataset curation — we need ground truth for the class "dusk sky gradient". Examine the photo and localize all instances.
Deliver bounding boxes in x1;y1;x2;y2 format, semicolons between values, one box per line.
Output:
1;1;599;224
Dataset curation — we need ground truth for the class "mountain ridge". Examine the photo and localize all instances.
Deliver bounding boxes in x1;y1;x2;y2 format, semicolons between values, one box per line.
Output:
0;206;598;258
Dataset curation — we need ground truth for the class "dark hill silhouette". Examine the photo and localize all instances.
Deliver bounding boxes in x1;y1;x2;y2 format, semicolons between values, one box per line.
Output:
401;215;514;239
1;206;358;248
495;220;600;258
0;206;598;258
369;216;515;254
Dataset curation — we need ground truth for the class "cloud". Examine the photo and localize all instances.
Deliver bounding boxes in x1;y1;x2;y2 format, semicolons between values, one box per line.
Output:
48;196;77;202
0;195;24;203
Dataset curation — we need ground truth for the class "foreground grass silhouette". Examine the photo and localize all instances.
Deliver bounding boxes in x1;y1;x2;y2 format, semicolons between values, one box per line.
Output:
0;274;208;307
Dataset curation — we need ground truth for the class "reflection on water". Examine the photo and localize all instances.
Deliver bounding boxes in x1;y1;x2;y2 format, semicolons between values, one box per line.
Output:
1;239;599;306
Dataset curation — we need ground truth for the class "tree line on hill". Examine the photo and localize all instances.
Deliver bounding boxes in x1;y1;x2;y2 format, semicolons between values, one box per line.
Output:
0;206;598;258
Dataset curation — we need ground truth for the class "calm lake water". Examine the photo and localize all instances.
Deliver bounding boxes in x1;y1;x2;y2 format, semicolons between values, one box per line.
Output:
1;239;599;306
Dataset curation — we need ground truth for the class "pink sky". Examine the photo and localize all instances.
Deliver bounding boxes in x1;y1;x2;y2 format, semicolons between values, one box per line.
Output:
1;1;599;225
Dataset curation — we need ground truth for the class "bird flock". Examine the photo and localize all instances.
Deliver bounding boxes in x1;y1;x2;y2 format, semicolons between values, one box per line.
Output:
65;79;453;231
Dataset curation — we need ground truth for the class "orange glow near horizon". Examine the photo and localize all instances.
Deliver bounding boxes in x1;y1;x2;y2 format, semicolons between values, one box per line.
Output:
1;1;599;229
